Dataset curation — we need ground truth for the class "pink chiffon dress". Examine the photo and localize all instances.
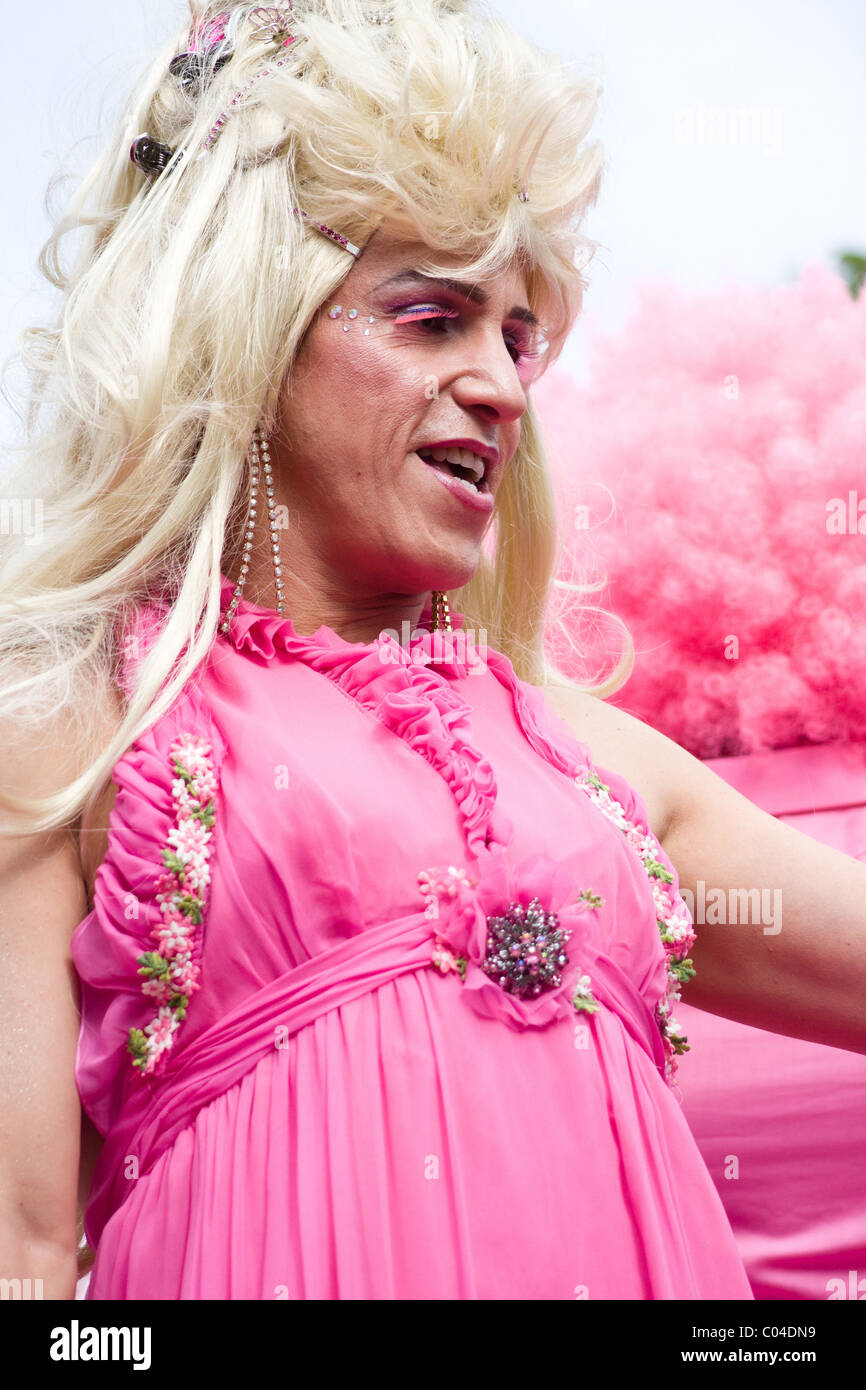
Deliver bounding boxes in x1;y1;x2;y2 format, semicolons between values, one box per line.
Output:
71;574;754;1299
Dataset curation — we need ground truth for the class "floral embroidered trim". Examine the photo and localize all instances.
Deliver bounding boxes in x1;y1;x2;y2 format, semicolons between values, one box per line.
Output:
126;733;218;1077
574;768;696;1080
431;939;468;980
419;865;475;980
418;864;476;918
572;972;600;1014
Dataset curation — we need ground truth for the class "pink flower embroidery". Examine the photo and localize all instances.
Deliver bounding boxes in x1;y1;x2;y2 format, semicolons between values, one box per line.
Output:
431;938;468;980
127;733;217;1077
418;864;477;919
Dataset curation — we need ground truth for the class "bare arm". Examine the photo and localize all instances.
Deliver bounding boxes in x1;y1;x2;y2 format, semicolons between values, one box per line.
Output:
662;754;866;1054
542;684;866;1055
0;689;118;1300
0;821;87;1299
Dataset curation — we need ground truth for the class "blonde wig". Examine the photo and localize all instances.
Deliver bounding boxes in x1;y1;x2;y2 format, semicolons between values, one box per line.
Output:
0;0;630;838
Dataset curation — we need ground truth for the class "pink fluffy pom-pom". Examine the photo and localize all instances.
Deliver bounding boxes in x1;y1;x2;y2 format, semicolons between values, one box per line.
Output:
535;263;866;757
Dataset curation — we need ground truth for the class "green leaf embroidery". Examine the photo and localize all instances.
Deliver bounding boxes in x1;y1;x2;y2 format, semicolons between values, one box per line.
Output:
577;889;604;910
670;957;696;986
127;1028;149;1068
135;951;171;981
572;993;601;1015
644;859;674;884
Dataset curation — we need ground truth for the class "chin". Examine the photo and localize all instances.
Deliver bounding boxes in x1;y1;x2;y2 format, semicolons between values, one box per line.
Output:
385;541;481;596
423;553;481;593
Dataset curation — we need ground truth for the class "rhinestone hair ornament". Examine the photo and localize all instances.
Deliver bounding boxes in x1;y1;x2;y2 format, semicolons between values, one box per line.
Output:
129;2;529;254
130;3;363;254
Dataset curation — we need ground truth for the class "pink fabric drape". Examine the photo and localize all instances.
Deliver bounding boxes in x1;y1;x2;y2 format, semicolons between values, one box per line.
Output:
676;740;866;1300
83;896;671;1254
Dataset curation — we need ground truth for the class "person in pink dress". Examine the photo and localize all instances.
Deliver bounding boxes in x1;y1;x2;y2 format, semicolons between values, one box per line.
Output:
2;1;865;1302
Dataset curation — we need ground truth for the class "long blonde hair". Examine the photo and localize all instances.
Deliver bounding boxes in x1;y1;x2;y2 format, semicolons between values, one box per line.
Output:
0;0;630;838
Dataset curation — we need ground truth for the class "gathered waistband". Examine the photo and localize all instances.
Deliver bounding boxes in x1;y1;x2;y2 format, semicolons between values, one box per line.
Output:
83;907;666;1249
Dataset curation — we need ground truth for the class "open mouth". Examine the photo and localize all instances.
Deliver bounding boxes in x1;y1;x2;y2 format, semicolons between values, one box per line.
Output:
415;446;490;495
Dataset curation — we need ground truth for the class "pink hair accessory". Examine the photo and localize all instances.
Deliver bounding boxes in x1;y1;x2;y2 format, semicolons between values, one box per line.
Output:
201;4;303;151
189;11;231;51
146;4;384;257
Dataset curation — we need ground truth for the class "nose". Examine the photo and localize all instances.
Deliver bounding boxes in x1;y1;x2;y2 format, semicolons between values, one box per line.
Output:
449;324;529;427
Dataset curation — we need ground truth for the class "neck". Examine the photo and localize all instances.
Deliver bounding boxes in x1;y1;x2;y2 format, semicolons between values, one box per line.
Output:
221;544;436;643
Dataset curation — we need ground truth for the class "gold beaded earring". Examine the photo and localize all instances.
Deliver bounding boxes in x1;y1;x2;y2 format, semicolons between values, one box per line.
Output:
431;590;452;632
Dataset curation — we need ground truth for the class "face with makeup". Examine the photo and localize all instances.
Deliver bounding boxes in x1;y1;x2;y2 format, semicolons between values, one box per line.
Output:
237;226;547;641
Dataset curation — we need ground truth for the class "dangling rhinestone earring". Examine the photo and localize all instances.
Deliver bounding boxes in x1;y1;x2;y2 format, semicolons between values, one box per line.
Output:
220;424;285;636
431;590;452;632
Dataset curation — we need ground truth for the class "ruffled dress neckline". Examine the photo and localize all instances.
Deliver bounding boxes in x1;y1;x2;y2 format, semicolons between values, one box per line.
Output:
216;571;509;852
217;571;473;678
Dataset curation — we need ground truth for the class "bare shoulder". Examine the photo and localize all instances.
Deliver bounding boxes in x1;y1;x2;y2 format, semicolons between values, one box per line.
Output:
539;683;698;848
76;680;128;911
0;672;128;911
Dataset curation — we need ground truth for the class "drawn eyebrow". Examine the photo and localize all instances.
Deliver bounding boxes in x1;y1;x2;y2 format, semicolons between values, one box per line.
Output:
377;270;539;328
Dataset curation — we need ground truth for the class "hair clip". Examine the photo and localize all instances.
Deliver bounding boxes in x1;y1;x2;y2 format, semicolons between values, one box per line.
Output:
169;49;232;95
126;132;359;255
169;7;236;93
296;212;362;258
248;4;296;46
130;133;177;178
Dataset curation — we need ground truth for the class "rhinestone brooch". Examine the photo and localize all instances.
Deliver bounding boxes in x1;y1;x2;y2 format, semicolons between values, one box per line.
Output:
482;897;571;998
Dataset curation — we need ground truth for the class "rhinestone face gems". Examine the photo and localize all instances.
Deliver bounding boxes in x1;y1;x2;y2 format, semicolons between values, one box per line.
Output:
482;898;572;998
327;305;377;334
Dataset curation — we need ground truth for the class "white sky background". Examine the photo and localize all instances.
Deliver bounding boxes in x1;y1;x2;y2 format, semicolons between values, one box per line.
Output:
1;0;865;442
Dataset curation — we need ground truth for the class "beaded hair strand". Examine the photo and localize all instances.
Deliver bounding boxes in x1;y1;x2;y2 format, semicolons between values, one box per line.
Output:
129;3;366;255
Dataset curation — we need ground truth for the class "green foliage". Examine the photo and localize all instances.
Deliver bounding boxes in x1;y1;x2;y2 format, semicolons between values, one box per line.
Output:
837;250;866;299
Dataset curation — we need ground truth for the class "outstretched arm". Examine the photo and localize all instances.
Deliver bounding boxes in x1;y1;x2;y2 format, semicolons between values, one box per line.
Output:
542;683;866;1055
662;757;866;1055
